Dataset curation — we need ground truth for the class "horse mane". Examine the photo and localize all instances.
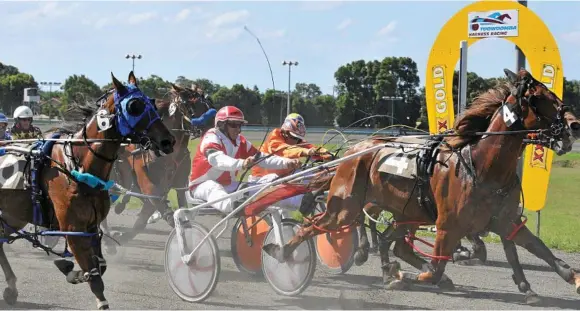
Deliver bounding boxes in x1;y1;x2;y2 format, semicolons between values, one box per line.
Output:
443;81;513;149
45;97;101;135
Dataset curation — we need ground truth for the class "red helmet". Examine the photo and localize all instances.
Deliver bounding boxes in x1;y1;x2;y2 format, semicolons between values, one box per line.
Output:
215;106;247;127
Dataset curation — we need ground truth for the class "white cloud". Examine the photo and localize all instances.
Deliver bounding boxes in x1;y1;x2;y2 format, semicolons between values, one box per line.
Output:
562;31;580;44
204;10;250;43
377;20;397;36
175;9;191;23
6;2;79;26
300;1;343;11
127;12;158;25
208;10;249;28
336;18;352;31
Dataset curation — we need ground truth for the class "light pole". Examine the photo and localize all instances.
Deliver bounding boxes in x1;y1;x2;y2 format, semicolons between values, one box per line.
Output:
382;95;404;126
39;81;61;120
282;60;298;115
40;81;62;94
125;54;142;72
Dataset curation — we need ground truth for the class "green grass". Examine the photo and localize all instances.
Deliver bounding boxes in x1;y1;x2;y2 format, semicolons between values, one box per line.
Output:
117;139;580;252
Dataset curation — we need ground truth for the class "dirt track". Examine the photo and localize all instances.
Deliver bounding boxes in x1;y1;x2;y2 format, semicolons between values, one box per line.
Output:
2;209;579;310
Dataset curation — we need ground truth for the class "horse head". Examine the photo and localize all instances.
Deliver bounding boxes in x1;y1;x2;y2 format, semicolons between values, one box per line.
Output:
159;83;215;137
503;68;580;155
101;71;175;155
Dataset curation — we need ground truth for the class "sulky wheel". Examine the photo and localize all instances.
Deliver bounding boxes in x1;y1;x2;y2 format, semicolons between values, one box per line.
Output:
261;218;316;297
312;202;358;275
164;221;220;303
230;215;272;277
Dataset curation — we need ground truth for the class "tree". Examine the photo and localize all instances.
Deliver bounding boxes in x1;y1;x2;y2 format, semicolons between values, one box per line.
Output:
211;84;262;124
0;72;38;114
61;74;102;106
138;75;171;99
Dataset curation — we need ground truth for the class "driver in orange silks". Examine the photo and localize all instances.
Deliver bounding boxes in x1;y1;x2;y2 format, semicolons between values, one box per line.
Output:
249;113;333;217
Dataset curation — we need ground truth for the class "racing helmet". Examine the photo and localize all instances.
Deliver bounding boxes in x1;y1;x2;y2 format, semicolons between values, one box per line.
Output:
13;106;33;120
214;106;247;127
281;113;306;140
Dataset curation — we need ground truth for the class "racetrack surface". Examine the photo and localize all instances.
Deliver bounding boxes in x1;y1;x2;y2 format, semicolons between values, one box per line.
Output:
2;209;579;310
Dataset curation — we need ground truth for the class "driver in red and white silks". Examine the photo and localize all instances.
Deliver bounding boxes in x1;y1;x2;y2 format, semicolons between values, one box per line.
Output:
188;106;301;215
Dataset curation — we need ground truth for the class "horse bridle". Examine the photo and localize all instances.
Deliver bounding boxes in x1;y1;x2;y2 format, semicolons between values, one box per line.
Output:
169;91;213;139
500;76;569;146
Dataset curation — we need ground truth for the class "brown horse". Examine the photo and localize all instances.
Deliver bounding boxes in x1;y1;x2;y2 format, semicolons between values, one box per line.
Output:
264;68;580;302
101;83;214;251
0;71;174;309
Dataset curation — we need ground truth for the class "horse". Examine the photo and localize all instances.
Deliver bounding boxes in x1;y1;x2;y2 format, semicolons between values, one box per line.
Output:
263;68;580;302
0;71;175;310
101;83;215;252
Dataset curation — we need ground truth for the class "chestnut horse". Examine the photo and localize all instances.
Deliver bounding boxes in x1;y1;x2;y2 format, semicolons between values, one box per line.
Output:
264;68;580;302
101;83;214;251
0;71;174;309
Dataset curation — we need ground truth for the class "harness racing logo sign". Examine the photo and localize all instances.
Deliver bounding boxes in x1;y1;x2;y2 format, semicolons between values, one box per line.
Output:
468;10;519;38
530;144;547;169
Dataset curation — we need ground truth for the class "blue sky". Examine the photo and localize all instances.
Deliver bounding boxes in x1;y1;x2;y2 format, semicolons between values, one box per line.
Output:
1;0;580;95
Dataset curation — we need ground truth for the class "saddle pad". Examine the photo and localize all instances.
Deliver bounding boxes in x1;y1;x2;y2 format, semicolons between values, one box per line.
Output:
376;137;428;180
0;143;34;190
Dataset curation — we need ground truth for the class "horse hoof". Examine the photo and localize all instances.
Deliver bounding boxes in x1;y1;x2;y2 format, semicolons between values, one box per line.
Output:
525;292;541;304
353;250;368;266
437;277;455;291
54;259;74;276
114;203;127;215
164;212;176;228
3;287;18;305
386;279;409;290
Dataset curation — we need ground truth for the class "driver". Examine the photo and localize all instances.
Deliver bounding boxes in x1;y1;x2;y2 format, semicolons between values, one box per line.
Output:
188;106;301;216
248;113;333;218
249;113;332;183
0;113;12;141
9;106;42;139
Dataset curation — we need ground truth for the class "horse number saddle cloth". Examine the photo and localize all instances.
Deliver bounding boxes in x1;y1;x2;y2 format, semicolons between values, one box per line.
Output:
376;136;444;221
0;143;39;190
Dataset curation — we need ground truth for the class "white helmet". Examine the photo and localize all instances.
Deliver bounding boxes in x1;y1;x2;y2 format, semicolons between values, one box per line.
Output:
13;106;33;120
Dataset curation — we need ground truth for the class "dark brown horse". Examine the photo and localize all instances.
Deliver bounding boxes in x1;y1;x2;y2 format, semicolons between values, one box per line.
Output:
0;71;174;309
264;68;580;302
101;83;214;251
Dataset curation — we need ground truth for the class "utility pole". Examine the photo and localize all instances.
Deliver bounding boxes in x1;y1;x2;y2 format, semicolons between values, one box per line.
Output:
282;60;298;115
125;54;142;72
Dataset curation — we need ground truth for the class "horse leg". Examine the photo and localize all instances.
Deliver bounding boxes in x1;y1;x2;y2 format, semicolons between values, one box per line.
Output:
54;235;109;310
499;235;540;304
507;224;580;294
0;243;18;305
369;221;379;254
391;228;454;290
416;229;460;290
354;213;370;266
263;195;359;262
453;233;487;264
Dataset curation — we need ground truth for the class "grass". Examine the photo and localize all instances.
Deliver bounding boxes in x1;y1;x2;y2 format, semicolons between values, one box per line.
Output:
117;138;580;252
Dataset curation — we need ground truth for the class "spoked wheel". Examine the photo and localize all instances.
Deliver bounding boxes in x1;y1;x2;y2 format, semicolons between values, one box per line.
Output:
164;221;220;303
312;202;358;275
230;215;272;277
262;218;316;297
